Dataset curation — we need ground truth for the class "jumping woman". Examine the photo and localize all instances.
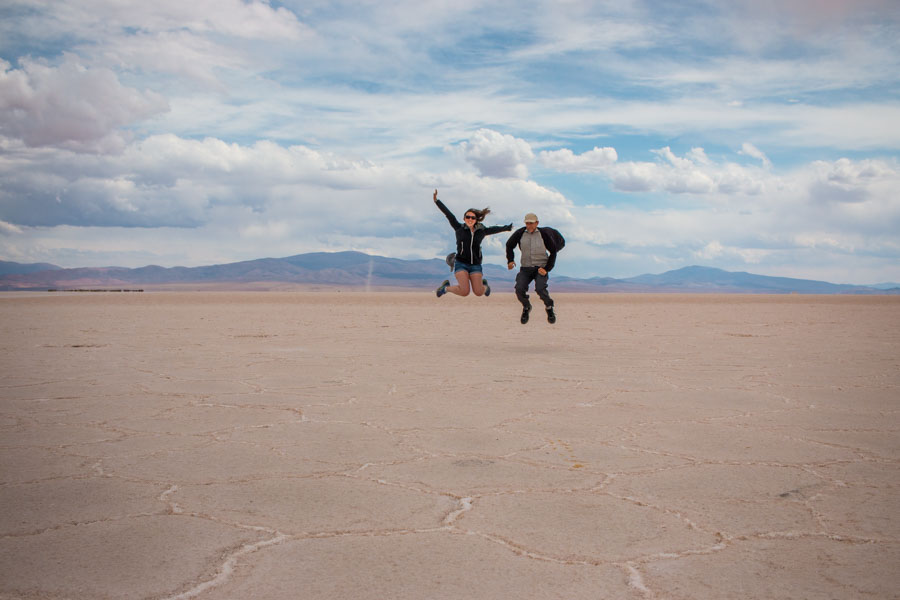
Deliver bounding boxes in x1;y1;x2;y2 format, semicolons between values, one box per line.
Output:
433;189;512;298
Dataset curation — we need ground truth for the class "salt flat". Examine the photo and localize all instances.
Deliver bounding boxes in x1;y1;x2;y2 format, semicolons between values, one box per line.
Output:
1;292;898;599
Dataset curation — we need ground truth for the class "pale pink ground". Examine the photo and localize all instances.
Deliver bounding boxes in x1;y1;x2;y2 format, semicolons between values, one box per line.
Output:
1;292;898;599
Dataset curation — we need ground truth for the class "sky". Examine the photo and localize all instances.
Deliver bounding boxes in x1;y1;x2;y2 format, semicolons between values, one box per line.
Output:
1;0;899;284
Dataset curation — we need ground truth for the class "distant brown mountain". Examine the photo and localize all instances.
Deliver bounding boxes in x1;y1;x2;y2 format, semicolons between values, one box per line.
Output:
0;260;62;276
0;253;896;294
0;252;503;291
619;265;899;294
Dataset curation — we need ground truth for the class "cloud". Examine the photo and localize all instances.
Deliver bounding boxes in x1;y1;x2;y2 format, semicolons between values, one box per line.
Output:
0;56;168;152
568;152;900;280
694;240;725;260
0;130;574;237
0;134;395;228
804;158;900;236
739;142;772;168
6;121;893;281
31;0;311;42
538;146;617;172
1;1;898;285
455;129;535;178
0;138;578;268
100;31;248;91
730;0;900;37
0;1;313;95
540;144;769;197
200;0;311;40
0;220;23;235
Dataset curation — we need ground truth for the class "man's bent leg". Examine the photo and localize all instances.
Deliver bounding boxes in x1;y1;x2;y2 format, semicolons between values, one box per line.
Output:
534;272;553;307
515;269;535;308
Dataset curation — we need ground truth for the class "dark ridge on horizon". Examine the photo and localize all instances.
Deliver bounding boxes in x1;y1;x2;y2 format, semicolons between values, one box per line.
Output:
0;260;62;276
0;253;897;294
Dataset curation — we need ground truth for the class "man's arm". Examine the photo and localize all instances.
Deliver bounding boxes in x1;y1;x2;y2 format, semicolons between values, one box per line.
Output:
540;228;558;273
505;227;524;264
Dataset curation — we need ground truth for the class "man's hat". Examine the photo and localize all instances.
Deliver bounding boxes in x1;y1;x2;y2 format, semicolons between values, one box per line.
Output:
524;213;538;223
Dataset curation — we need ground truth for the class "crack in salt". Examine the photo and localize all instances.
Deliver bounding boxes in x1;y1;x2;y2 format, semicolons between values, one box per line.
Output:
443;497;473;526
162;532;289;600
625;563;656;600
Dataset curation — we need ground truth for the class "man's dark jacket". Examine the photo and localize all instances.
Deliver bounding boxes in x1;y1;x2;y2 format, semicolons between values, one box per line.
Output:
505;227;559;272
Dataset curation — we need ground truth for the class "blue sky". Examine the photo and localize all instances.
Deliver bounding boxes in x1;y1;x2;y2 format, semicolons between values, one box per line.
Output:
1;0;899;284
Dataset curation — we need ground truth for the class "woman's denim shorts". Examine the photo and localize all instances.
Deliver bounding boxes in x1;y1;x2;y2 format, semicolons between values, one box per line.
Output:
454;260;483;274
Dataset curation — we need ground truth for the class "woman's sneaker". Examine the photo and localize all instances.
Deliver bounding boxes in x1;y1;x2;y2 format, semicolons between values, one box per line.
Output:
436;280;450;298
483;279;491;296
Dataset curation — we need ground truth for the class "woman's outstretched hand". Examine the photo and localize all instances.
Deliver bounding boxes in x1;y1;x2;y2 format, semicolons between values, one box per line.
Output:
433;189;438;203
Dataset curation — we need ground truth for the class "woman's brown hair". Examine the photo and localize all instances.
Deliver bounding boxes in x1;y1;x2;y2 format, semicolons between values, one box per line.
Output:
466;207;491;223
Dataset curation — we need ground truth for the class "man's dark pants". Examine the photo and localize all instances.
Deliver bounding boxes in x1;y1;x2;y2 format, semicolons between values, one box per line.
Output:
515;267;553;309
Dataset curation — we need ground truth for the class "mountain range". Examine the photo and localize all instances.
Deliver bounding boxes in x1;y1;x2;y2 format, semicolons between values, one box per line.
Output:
1;253;897;294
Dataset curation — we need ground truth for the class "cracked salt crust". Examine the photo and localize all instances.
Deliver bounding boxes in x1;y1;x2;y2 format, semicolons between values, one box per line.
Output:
0;292;897;599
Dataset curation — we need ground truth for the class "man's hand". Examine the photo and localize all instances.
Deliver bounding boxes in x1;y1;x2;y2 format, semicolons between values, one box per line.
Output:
538;267;547;276
508;261;515;270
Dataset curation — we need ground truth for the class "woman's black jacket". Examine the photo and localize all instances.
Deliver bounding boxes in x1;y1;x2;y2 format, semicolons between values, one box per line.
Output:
435;199;512;265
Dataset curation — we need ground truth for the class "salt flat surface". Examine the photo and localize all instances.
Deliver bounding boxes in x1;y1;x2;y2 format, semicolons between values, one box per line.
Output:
1;292;898;599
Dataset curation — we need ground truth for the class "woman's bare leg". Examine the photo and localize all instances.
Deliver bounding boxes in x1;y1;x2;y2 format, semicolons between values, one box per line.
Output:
469;272;485;296
446;270;471;296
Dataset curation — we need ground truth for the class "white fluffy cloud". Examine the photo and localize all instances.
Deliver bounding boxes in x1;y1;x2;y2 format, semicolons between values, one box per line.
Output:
0;134;395;228
0;57;168;152
539;144;770;197
455;129;535;178
0;133;576;267
538;146;617;172
563;150;900;281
